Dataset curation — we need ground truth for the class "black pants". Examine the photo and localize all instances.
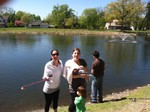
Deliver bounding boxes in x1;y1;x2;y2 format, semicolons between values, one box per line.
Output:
44;89;60;112
68;92;78;112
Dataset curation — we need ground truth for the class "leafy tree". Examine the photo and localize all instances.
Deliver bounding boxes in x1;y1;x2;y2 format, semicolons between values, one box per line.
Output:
35;15;41;21
7;13;15;27
96;7;106;30
78;8;106;30
50;4;75;28
65;17;75;28
16;11;25;20
79;8;99;29
0;7;16;27
104;2;117;27
21;13;33;27
44;13;53;24
16;11;41;21
105;0;145;31
78;16;86;28
129;0;146;30
145;1;150;30
30;14;41;21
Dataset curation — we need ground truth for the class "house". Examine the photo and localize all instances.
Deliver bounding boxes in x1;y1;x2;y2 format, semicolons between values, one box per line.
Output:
28;21;49;28
0;16;9;27
40;22;49;28
105;19;132;30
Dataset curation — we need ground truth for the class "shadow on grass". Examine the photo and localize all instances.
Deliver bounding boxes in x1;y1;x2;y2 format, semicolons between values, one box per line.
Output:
103;97;127;103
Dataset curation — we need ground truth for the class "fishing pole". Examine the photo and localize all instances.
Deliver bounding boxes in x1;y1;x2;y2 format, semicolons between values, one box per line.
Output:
21;74;53;90
20;79;44;90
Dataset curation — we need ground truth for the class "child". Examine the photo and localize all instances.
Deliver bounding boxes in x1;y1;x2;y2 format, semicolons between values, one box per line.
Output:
74;86;86;112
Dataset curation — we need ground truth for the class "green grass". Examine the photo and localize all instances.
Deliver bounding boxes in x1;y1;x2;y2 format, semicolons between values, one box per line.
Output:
128;86;150;98
56;85;150;112
0;28;149;35
124;30;150;33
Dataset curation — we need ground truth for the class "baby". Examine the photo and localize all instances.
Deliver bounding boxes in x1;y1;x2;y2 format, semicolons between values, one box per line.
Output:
72;68;87;91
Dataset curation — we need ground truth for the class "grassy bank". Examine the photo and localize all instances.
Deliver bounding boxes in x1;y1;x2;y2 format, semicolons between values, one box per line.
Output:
0;28;120;35
1;28;149;36
38;85;150;112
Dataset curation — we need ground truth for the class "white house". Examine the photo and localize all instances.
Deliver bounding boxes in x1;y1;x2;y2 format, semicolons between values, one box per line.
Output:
105;19;133;30
28;21;49;28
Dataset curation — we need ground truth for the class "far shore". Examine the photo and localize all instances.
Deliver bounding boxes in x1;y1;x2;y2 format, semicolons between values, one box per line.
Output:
0;28;150;36
0;28;122;35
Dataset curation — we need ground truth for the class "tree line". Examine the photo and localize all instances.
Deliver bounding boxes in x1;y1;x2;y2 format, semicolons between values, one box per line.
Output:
0;0;150;30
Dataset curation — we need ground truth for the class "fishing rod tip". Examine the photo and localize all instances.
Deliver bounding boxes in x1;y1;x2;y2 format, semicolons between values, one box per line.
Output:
21;87;24;90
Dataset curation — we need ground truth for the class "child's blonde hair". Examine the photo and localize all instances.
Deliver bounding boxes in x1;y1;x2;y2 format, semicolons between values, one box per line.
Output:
77;86;86;99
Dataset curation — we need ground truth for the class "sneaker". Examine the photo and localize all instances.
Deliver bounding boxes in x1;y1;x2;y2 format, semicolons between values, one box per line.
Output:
98;100;103;103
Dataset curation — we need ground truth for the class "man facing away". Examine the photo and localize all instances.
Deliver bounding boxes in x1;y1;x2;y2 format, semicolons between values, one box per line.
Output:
91;50;105;103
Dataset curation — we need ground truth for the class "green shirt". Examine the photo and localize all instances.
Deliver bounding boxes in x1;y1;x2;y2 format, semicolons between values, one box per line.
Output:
74;96;86;112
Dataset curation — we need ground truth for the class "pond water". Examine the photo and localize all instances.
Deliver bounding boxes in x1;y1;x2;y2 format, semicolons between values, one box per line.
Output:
0;33;150;112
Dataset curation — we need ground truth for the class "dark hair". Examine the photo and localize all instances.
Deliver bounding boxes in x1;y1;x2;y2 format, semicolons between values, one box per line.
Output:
50;49;59;60
93;50;99;58
51;49;59;55
77;86;86;99
72;48;81;54
72;68;79;75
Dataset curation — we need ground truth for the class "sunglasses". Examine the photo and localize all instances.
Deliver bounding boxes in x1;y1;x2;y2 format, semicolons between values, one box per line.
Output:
52;53;59;56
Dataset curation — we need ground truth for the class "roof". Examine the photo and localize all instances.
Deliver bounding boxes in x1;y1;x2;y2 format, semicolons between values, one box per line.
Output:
30;21;41;25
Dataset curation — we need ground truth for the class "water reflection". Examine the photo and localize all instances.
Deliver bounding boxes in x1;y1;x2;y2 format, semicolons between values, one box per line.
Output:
0;34;150;112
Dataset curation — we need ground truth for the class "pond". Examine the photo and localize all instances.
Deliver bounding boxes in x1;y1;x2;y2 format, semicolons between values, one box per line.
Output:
0;33;150;112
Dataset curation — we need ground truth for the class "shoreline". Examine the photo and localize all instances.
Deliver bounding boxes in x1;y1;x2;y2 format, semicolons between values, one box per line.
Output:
0;30;120;36
30;84;150;112
1;28;149;36
0;28;150;36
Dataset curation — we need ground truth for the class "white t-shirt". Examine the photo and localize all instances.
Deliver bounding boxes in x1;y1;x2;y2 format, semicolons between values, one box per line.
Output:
63;59;81;85
43;60;63;93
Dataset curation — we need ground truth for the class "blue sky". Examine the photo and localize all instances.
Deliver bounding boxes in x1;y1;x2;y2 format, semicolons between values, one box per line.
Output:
4;0;114;20
4;0;149;20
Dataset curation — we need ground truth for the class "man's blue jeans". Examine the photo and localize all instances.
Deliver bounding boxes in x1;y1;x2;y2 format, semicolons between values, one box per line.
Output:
91;76;103;102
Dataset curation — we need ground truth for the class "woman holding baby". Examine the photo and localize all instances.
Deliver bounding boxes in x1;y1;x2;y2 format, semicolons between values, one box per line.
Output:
63;48;89;112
